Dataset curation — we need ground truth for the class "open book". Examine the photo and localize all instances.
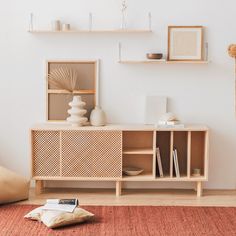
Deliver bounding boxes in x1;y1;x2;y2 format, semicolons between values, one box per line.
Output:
41;199;79;213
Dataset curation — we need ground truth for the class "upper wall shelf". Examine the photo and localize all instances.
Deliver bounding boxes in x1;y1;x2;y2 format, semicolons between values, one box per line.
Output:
28;13;153;34
28;29;152;34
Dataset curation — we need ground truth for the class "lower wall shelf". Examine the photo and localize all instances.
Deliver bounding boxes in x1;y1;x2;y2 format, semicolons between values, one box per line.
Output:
118;60;209;64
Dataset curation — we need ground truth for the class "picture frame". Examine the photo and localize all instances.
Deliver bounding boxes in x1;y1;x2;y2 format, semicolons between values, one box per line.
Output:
46;60;99;122
167;26;204;61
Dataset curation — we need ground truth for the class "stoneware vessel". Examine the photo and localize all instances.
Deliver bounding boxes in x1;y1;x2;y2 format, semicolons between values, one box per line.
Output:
90;106;106;126
52;20;61;31
62;23;70;31
67;96;88;126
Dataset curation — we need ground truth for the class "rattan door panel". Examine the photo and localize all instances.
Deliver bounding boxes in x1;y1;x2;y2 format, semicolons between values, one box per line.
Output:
32;131;60;177
61;131;122;178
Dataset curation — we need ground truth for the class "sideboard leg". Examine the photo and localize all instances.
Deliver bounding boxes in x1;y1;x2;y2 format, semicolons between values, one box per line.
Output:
196;181;203;197
116;181;122;196
35;180;44;195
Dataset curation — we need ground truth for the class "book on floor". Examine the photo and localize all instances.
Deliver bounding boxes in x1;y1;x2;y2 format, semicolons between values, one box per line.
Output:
46;199;79;205
42;198;79;213
156;147;164;177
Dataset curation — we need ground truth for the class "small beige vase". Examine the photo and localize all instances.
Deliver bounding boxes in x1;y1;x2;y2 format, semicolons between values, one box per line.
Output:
90;106;106;126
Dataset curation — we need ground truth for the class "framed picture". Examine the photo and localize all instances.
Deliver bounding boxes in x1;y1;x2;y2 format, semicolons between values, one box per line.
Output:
168;26;204;61
46;60;99;121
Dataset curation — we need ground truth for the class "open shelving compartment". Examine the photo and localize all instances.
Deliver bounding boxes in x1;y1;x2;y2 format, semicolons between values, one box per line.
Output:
172;131;188;178
122;131;155;180
190;131;208;179
156;131;171;179
156;129;208;182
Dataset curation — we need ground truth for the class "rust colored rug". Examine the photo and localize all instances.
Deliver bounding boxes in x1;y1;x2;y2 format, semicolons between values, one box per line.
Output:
0;205;236;236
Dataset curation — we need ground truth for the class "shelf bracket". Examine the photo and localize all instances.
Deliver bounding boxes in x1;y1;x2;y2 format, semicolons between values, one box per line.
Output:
89;13;93;31
118;42;122;62
148;12;152;31
29;13;34;31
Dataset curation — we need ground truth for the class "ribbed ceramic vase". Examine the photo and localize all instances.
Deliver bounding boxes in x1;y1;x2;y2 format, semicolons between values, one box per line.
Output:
67;96;88;127
90;106;106;126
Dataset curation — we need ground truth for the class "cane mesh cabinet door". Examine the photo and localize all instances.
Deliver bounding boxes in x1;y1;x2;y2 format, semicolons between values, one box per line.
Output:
31;130;60;177
61;130;122;178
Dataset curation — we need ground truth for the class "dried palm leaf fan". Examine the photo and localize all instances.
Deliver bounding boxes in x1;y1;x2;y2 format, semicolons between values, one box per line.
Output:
48;67;79;92
228;44;236;116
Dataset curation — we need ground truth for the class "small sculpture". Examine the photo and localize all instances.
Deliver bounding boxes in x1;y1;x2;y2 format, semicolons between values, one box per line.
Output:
67;96;88;127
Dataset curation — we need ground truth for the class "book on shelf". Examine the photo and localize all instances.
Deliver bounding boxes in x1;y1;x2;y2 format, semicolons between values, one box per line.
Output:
156;122;185;128
42;199;79;213
156;147;163;177
166;120;180;125
173;149;180;178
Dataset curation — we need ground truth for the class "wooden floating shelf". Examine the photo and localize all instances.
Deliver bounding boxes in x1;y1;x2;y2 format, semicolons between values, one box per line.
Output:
123;147;154;155
28;29;152;34
119;59;166;64
48;89;96;94
118;60;209;64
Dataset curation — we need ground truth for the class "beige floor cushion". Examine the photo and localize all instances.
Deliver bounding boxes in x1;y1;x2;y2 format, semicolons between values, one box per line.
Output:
24;207;94;228
0;166;30;204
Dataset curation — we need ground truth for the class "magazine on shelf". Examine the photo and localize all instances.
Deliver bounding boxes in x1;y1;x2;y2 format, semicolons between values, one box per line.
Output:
42;199;79;213
173;149;180;178
156;147;164;177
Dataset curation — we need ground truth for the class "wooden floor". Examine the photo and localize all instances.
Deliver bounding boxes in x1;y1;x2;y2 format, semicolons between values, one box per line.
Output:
19;188;236;207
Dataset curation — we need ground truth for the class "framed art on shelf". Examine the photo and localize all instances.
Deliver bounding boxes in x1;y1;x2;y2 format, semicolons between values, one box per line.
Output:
167;26;204;61
46;60;99;122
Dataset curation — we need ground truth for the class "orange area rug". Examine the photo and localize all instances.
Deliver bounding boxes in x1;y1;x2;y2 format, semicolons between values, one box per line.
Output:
0;205;236;236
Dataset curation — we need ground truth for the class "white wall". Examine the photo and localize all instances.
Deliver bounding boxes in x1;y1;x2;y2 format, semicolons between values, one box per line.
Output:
0;0;236;189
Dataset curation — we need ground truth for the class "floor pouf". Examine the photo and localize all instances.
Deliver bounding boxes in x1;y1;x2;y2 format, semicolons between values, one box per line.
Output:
0;166;30;204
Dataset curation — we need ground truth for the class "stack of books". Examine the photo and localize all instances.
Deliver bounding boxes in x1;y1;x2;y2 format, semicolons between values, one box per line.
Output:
157;120;185;128
41;199;79;213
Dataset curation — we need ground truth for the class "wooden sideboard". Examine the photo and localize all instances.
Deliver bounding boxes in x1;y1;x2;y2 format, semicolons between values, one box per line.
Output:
30;124;209;197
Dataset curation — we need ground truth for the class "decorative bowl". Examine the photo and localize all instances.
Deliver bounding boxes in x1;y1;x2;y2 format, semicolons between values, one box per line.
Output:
146;53;163;60
123;167;144;176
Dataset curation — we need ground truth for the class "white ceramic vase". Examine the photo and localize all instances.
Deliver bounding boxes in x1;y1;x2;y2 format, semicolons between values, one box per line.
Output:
67;96;88;127
90;106;106;126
